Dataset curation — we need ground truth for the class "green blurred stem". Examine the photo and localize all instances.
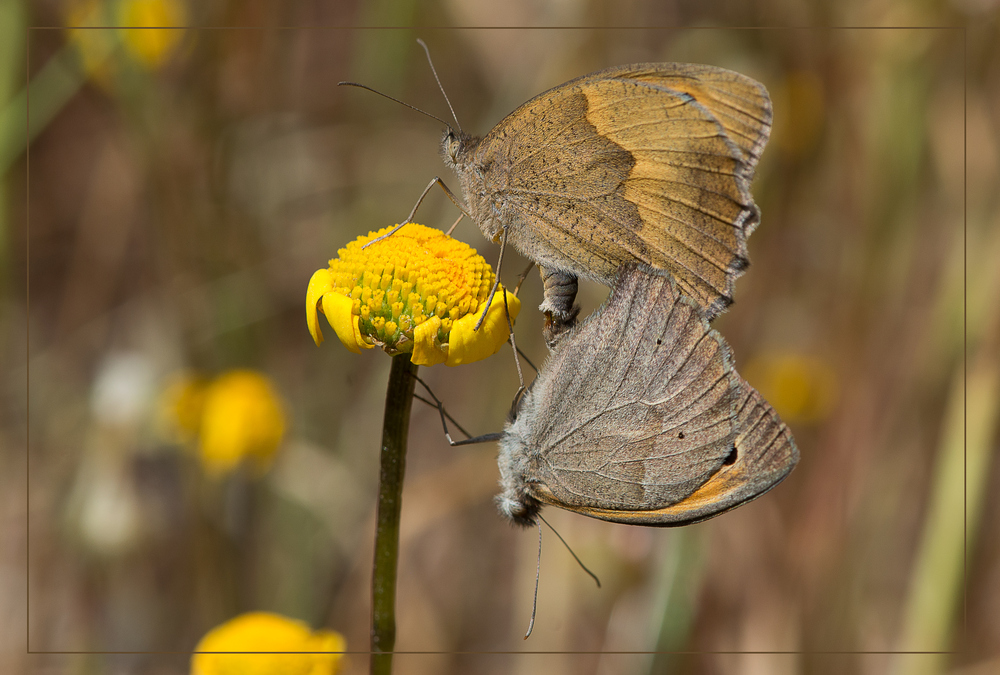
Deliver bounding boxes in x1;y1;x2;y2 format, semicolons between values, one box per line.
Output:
371;354;418;675
0;0;26;281
648;528;704;674
0;44;86;176
893;350;1000;675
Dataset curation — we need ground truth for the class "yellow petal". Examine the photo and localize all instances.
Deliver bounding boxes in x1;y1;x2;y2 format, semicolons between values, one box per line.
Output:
411;316;446;366
446;288;521;367
306;269;334;346
322;292;372;354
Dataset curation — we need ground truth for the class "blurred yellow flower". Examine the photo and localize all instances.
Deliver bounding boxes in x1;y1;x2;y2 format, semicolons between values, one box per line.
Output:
117;0;187;69
744;352;839;425
199;370;286;477
159;369;286;477
307;223;520;367
65;0;186;80
191;612;346;675
770;70;826;159
66;0;117;81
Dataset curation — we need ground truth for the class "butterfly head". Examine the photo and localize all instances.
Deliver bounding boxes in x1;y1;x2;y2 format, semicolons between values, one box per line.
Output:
497;425;543;527
496;485;541;528
441;128;473;169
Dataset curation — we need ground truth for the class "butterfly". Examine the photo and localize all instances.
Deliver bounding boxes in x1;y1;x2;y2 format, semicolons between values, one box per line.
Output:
442;63;772;330
496;264;797;527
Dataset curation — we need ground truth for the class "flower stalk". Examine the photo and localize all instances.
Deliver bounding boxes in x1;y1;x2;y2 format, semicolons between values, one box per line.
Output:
307;223;518;674
370;354;419;675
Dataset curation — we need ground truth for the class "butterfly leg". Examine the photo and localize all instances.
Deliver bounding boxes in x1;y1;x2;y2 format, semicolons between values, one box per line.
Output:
513;261;535;295
474;229;527;391
411;374;503;447
421;176;472;221
538;267;580;349
362;177;471;250
445;212;464;236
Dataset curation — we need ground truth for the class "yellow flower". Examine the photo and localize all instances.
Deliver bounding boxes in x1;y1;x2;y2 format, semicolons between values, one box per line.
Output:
66;0;118;81
159;370;286;477
191;612;346;675
307;223;521;367
743;352;839;425
117;0;187;69
65;0;186;80
198;370;287;477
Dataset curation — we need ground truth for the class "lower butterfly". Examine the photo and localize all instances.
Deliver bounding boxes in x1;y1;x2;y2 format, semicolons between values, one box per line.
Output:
497;264;798;527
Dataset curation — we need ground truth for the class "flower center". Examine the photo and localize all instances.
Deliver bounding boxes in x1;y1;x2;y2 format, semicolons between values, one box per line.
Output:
307;223;521;367
327;224;493;348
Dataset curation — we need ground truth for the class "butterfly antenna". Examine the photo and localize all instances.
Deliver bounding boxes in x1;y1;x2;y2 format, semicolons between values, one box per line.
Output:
525;521;542;639
416;38;462;134
539;514;601;588
337;81;455;133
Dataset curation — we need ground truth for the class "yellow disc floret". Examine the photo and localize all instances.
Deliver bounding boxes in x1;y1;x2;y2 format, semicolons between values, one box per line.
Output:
306;223;520;366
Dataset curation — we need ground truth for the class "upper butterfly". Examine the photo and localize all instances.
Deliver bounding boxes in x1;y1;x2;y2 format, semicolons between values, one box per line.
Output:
442;63;772;325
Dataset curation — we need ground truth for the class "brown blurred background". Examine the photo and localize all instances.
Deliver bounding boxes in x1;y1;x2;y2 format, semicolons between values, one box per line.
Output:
4;1;999;674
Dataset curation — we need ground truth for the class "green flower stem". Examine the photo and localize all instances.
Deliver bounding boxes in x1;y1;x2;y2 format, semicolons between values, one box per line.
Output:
371;354;418;675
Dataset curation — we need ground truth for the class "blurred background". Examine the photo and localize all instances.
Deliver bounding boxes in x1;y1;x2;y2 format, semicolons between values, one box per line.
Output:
4;1;999;674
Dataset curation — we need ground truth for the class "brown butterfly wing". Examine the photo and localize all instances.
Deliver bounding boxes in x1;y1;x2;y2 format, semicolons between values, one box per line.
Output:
498;265;742;520
614;63;773;180
463;87;638;276
562;377;799;526
472;63;771;319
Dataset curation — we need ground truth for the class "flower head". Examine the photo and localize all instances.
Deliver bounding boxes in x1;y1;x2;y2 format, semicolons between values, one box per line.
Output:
198;371;286;476
744;352;839;425
117;0;187;69
159;369;286;477
307;223;520;367
191;612;345;675
66;0;187;83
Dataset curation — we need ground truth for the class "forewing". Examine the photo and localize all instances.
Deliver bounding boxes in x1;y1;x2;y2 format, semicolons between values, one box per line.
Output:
471;85;638;280
513;265;741;514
